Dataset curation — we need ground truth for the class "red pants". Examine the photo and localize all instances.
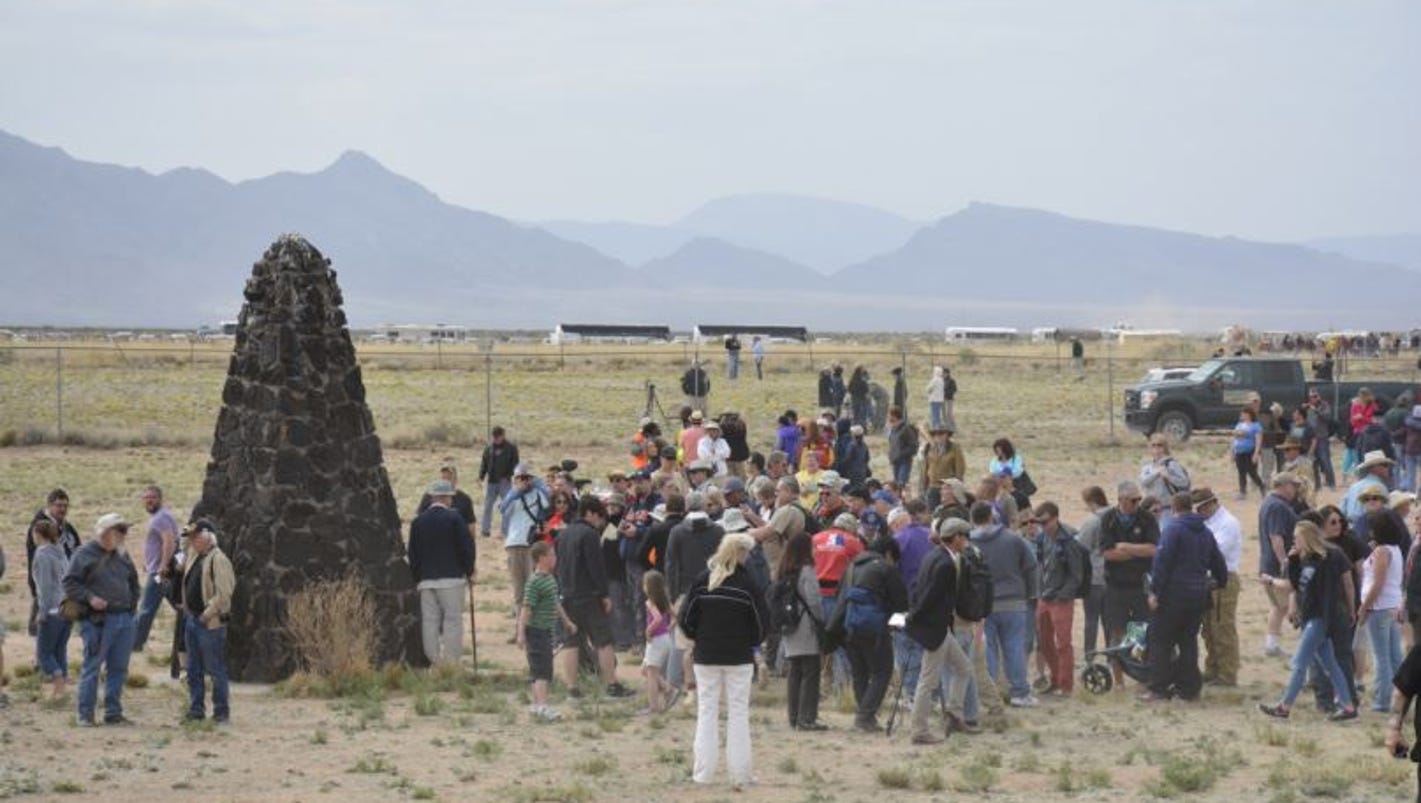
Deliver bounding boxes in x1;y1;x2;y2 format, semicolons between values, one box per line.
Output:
1036;599;1075;693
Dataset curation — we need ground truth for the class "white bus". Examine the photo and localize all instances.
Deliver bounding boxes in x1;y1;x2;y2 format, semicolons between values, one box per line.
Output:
945;327;1018;343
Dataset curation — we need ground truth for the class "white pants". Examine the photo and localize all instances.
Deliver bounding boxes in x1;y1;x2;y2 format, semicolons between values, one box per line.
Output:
419;585;465;665
693;663;754;785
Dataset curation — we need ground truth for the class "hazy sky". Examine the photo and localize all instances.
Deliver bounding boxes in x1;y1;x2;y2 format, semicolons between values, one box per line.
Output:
3;1;1417;240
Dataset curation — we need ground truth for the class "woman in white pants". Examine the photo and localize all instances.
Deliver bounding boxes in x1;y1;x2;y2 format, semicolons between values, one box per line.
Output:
677;533;769;788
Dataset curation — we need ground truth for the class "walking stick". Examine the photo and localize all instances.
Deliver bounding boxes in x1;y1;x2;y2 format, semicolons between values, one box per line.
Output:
467;578;479;675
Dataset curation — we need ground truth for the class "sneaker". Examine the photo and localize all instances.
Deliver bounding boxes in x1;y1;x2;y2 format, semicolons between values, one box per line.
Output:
1008;695;1040;708
1258;703;1290;719
911;732;944;745
606;682;636;699
77;716;96;728
1263;645;1287;658
1327;707;1358;723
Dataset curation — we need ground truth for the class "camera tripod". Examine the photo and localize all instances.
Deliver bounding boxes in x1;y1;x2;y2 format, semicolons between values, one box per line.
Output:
643;380;672;425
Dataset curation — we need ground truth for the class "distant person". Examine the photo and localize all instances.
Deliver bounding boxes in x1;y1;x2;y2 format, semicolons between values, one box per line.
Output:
555;496;636;698
1258;473;1303;658
478;426;520;538
940;367;958;433
886;406;919;487
517;541;577;721
417;463;478;540
1074;486;1110;654
1071;337;1085;378
697;419;731;476
751;336;766;381
679;409;707;466
30;519;71;699
682;360;710;411
64;513;141;726
890;366;908;417
1194;487;1243;687
133;485;180;652
920;425;965;509
724;334;741;380
847;366;871;426
1139;434;1191;524
1230;408;1266;499
925;366;947;431
1304;389;1338;490
829;365;847;417
407;479;476;665
500;465;548;618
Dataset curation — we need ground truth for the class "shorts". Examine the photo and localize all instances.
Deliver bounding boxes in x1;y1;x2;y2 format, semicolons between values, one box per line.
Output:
642;632;673;670
524;626;554;682
565;598;613;650
1103;586;1149;637
1265;583;1291;611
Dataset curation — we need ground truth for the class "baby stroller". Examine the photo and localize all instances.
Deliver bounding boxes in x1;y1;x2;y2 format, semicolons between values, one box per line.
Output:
1081;621;1150;694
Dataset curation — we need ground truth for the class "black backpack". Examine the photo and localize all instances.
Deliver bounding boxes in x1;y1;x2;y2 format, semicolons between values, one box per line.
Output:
768;574;806;634
955;545;994;622
791;503;823;536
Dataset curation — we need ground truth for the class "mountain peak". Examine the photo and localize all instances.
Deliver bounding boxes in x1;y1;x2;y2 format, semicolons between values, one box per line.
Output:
325;149;388;174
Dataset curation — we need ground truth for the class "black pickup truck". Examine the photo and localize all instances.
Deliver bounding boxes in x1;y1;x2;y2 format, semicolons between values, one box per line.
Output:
1124;357;1415;441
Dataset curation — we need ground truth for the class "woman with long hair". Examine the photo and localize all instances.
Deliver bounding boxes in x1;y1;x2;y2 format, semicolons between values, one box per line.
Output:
1345;388;1380;475
777;533;827;731
1259;521;1359;721
1361;511;1407;712
677;532;769;788
1231;408;1266;498
1318;504;1370;701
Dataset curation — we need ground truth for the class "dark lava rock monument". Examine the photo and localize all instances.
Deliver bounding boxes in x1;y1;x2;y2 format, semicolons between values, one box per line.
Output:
194;234;420;681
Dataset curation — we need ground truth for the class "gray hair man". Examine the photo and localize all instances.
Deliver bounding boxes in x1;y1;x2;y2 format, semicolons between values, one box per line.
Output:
63;513;141;726
181;519;236;723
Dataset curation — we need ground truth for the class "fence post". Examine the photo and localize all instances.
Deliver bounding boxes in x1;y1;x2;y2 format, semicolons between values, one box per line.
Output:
1106;337;1115;438
56;347;63;441
899;348;908;420
484;346;493;444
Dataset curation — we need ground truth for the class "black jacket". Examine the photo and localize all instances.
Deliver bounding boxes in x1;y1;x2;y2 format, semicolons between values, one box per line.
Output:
678;565;768;666
818;372;834;408
479;441;520;484
556;519;609;603
681;367;710;397
1039;527;1087;601
407;505;476;582
638;513;683;573
829;551;909;639
905;547;957;650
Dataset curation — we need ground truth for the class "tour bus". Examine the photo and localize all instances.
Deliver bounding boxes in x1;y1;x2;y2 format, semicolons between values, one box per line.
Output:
945;327;1018;343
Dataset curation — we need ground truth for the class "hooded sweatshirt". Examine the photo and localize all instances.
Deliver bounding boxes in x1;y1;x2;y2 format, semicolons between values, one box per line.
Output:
969;524;1038;612
665;512;726;601
1150;512;1227;605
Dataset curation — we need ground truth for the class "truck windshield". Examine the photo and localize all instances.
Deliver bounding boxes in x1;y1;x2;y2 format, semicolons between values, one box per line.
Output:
1187;360;1224;382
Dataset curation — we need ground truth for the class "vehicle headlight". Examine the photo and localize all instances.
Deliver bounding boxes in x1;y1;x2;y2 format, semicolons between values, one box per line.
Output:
1140;390;1158;409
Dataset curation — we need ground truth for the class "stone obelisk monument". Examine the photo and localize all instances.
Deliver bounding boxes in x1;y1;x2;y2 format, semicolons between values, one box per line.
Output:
195;234;420;681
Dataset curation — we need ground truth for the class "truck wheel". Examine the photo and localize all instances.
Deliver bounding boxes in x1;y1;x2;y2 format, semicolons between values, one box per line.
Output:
1155;411;1193;442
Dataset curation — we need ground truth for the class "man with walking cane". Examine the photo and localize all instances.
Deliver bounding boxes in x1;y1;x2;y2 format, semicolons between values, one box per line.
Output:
407;479;476;666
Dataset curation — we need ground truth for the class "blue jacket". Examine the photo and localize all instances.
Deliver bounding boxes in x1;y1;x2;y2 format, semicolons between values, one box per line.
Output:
1149;512;1227;604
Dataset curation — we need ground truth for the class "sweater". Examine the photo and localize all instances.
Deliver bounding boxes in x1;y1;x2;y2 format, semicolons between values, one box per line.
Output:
664;513;725;601
555;520;609;603
968;524;1038;612
1150;513;1227;605
678;566;768;666
407;504;476;584
32;542;69;614
62;541;140;613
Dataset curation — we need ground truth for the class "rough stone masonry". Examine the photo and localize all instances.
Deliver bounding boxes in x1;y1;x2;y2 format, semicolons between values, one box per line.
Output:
194;234;421;681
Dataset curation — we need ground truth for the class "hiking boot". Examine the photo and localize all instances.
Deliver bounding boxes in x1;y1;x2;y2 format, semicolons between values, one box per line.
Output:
1327;707;1358;723
1258;703;1290;719
911;732;944;745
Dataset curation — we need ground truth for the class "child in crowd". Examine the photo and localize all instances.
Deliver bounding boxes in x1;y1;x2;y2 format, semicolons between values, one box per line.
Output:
641;570;678;714
516;542;576;721
31;519;72;699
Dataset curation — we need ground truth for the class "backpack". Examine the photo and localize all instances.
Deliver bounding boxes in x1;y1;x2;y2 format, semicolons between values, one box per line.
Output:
791;503;823;537
954;545;994;622
842;585;889;640
768;574;806;634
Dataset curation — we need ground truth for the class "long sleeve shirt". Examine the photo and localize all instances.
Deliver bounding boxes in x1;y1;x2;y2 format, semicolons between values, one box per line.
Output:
1150;513;1227;603
555;520;610;603
62;542;140;612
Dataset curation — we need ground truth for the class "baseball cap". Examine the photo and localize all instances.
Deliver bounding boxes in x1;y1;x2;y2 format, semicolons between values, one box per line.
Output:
94;512;130;536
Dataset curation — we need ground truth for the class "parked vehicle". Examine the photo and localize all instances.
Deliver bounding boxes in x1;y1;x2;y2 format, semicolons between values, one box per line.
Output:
1141;366;1196;383
1124;357;1416;441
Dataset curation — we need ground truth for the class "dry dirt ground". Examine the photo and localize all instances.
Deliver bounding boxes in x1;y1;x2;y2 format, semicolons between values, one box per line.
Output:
0;347;1415;802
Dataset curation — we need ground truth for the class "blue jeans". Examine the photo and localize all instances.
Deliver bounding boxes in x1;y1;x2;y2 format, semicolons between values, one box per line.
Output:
894;630;923;704
727;352;740;380
483;479;511;536
1314;440;1336;489
1367;609;1405;711
132;574;167;651
184;613;230;719
984;609;1031;699
929;401;944;431
1282;617;1352;709
36;614;72;679
78;612;135;722
892;460;912;486
823;595;851;689
1342;446;1360;477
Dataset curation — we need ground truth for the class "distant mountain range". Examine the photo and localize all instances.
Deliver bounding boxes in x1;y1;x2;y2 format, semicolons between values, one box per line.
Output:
3;127;1419;331
1307;233;1421;273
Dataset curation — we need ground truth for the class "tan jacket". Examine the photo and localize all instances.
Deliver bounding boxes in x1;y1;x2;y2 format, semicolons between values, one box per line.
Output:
183;546;235;629
922;442;966;489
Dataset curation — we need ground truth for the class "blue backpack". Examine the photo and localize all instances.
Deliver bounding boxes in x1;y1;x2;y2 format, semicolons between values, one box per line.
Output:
842;585;888;640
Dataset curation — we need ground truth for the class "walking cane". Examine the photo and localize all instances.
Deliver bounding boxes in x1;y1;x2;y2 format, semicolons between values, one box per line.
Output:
467;578;479;675
885;672;905;737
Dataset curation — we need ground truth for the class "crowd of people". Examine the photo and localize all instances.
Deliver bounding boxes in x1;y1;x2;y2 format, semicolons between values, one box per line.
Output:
16;369;1421;796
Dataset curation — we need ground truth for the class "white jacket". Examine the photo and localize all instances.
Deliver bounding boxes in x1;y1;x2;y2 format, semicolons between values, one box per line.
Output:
697;436;731;475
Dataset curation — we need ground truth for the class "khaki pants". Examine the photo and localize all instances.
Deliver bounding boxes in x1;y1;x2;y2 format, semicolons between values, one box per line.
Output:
910;630;971;738
1202;572;1240;685
506;546;532;612
972;623;1003;714
419;585;465;665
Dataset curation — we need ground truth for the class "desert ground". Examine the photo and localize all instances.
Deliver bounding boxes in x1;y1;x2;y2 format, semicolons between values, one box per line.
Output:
0;339;1416;802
